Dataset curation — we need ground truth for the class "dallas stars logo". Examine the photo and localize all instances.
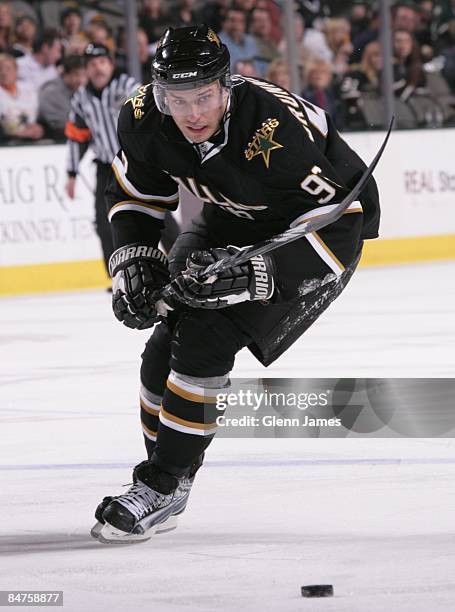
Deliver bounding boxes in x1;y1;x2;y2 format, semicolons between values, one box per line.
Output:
245;118;283;169
124;84;151;120
207;28;221;47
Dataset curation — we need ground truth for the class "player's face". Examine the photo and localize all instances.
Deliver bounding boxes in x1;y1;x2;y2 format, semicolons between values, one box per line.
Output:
166;81;229;143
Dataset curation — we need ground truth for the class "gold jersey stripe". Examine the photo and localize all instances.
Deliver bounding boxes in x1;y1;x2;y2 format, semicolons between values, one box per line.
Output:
161;405;217;430
311;231;345;272
167;379;218;404
140;398;160;416
141;423;157;437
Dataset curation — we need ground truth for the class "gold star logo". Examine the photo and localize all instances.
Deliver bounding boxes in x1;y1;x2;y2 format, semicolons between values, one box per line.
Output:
249;128;283;168
207;29;221;47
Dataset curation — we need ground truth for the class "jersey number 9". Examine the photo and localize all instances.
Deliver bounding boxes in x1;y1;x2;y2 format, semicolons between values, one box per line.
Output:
300;173;336;204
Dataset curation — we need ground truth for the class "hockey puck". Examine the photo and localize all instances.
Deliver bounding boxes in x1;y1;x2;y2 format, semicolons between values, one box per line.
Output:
301;585;334;598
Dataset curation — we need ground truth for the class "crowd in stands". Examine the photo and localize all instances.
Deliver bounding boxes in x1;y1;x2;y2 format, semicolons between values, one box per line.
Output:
0;0;455;143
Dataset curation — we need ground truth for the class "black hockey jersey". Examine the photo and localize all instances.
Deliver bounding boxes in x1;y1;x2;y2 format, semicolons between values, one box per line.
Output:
106;76;380;291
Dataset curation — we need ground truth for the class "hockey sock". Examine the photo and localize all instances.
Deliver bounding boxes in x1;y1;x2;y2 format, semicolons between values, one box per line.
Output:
151;370;229;476
139;384;163;458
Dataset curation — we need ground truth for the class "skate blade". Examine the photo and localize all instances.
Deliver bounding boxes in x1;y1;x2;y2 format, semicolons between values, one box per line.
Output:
97;521;157;544
91;514;179;541
90;521;103;539
154;514;178;533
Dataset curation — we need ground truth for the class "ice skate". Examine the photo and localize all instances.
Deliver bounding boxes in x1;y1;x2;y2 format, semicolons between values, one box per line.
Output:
90;494;179;540
92;455;203;544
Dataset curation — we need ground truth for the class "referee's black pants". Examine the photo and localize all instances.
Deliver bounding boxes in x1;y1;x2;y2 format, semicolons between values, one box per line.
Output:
95;161;114;275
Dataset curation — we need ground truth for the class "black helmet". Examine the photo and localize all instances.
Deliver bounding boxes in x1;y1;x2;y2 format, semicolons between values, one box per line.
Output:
152;24;230;88
83;42;112;64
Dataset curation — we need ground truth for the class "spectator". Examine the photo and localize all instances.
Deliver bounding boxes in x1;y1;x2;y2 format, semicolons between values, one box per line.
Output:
65;34;89;56
348;1;374;41
350;5;380;64
254;0;282;45
17;28;62;90
416;0;437;54
198;0;231;34
219;8;263;75
296;0;331;28
116;27;153;84
86;19;115;53
0;52;43;140
60;6;87;54
249;7;280;69
342;39;419;129
393;28;426;98
266;57;291;90
0;1;12;53
11;15;37;58
436;2;455;53
423;60;455;124
392;1;420;33
435;0;455;46
38;54;86;140
233;0;257;12
436;0;455;29
392;28;452;126
324;18;354;79
234;58;259;77
442;46;455;92
394;1;437;59
137;28;153;83
279;13;331;65
339;40;383;128
169;0;202;28
441;21;455;91
302;57;339;120
138;0;171;44
278;13;331;88
60;6;83;41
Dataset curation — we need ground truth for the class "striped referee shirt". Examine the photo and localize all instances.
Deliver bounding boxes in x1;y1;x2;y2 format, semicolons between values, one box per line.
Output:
65;73;140;175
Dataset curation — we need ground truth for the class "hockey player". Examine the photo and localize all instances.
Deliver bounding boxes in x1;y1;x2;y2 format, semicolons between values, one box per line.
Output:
92;24;380;543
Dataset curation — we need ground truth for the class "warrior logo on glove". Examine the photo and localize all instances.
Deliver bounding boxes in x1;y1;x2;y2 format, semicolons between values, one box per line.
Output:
109;243;170;329
164;246;275;310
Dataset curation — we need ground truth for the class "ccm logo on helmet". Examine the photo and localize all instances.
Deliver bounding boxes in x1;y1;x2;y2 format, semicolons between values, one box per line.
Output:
172;71;198;79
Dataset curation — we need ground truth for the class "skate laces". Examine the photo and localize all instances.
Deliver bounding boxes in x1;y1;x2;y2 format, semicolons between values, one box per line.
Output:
117;482;169;521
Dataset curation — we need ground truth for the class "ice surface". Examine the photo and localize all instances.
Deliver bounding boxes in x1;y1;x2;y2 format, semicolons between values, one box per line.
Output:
1;261;455;611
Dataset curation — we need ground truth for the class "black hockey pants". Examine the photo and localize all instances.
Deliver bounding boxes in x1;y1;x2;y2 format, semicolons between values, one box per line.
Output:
139;215;362;475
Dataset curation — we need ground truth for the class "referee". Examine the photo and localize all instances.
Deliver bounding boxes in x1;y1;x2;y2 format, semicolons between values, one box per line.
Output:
65;43;140;276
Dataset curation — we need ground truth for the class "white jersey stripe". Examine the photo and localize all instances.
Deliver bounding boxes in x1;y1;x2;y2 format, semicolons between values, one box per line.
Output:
290;201;363;228
167;371;222;398
112;156;179;203
305;232;345;276
108;201;166;221
159;412;218;437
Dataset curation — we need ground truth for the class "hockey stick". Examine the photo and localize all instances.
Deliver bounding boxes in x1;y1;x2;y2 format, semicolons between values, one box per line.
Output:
157;118;393;310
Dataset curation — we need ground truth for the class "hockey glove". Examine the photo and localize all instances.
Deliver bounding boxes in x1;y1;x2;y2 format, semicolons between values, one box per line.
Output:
109;243;170;329
165;246;275;309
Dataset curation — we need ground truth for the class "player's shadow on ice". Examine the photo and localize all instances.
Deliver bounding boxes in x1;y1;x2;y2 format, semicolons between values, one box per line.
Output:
0;532;102;556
